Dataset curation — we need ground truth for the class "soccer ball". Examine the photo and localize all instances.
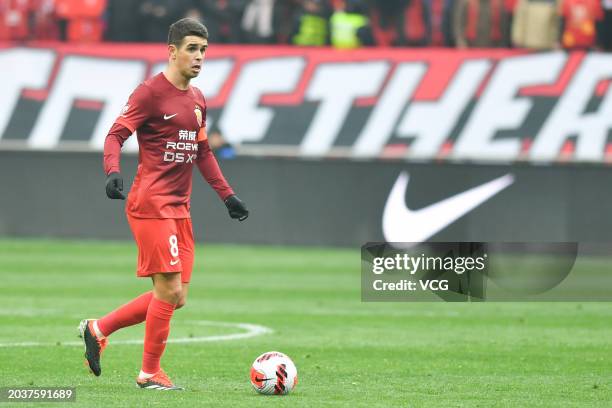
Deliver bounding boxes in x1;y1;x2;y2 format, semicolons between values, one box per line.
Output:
250;351;298;395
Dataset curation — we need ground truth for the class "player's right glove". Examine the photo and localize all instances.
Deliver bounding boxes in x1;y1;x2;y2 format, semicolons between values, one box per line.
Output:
224;195;249;221
105;172;125;200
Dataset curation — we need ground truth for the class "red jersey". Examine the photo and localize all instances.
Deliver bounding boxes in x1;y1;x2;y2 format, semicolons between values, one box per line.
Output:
104;72;234;219
561;0;603;48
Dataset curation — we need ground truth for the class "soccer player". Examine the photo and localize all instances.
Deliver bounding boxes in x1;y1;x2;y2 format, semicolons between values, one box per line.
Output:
78;18;249;391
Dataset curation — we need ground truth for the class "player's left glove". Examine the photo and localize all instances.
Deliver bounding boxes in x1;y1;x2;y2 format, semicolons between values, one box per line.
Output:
224;195;249;221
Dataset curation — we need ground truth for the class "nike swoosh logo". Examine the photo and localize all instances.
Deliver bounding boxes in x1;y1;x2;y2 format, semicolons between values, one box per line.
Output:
164;113;178;120
382;172;514;243
170;259;179;265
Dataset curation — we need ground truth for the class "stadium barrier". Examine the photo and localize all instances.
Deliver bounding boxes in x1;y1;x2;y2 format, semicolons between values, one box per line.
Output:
1;150;611;246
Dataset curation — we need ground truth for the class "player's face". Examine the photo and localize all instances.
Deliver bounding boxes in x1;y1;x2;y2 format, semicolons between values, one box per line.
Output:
173;36;208;79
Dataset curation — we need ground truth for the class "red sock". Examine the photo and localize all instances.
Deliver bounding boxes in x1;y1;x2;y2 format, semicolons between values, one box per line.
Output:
97;291;153;337
142;297;176;374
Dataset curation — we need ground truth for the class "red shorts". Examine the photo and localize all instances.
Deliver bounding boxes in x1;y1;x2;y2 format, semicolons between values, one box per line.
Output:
126;214;195;283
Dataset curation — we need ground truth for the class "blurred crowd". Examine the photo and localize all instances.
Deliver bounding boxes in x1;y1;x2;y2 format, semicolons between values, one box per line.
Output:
1;0;611;50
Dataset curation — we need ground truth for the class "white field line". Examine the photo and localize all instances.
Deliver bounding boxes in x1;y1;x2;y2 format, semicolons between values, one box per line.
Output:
0;320;272;348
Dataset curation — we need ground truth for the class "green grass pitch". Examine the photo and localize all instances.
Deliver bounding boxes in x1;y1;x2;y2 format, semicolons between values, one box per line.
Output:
0;239;611;407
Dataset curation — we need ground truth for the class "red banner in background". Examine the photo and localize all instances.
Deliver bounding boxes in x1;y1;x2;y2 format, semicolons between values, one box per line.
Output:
1;43;611;164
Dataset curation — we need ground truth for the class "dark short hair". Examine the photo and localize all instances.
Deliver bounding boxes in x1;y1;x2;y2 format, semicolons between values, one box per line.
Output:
168;18;208;47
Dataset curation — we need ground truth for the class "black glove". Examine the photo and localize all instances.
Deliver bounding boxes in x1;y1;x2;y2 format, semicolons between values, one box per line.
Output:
105;172;125;200
224;194;249;221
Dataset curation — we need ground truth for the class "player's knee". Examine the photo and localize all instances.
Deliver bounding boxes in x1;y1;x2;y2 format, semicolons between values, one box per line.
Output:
161;286;182;305
175;298;186;309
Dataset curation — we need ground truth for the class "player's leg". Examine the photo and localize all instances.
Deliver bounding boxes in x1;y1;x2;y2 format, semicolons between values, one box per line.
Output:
79;216;180;377
96;291;153;336
78;290;154;376
136;218;195;389
78;217;152;377
175;217;195;310
176;283;189;309
137;271;183;390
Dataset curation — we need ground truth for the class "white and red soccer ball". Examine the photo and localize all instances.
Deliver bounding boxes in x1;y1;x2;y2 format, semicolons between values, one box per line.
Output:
250;351;298;395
